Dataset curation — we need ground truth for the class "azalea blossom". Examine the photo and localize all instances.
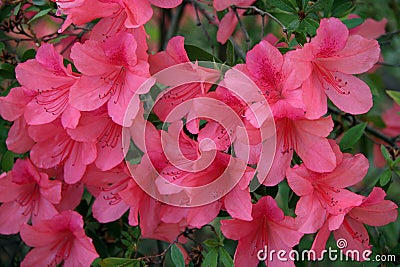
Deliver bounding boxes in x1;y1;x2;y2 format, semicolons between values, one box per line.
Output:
82;163;131;223
311;187;398;260
70;31;151;126
55;0;182;32
221;196;303;267
290;17;380;119
67;105;130;171
0;158;61;234
149;36;220;130
231;40;337;185
0;86;35;153
16;43;81;129
29;120;97;184
286;141;368;233
20;210;99;267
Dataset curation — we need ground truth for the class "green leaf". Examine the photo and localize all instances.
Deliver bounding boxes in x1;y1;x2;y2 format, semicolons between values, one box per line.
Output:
342;18;364;29
14;3;22;16
202;248;218;267
331;1;353;18
306;0;329;12
1;150;14;171
184;44;222;63
0;63;16;79
294;32;307;45
21;49;37;62
219;248;233;267
27;8;52;24
380;145;393;163
379;169;392;187
99;258;140;267
32;0;49;5
226;40;235;66
268;0;297;13
339;122;367;151
386;90;400;106
170;244;185;267
203;239;220;248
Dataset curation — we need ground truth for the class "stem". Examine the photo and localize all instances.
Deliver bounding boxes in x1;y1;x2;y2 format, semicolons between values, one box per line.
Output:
328;107;398;149
233;5;288;35
232;6;250;50
163;3;186;49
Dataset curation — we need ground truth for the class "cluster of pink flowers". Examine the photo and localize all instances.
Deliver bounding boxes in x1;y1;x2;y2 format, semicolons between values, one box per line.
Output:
0;0;398;266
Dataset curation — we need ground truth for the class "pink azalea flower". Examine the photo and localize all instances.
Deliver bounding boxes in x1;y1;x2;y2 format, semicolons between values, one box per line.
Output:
241;40;305;119
82;163;131;223
20;210;99;267
118;179;187;243
16;43;81;129
149;36;220;128
130;121;253;225
222;40;336;185
67;105;130;171
214;0;256;44
311;187;398;260
55;0;182;32
54;0;120;33
286;141;368;233
0;158;61;234
221;196;303;267
0;86;35;153
289;17;380;119
70;31;151;126
28;120;97;184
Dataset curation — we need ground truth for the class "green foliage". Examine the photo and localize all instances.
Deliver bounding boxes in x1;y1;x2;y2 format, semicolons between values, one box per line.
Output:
339;122;367;152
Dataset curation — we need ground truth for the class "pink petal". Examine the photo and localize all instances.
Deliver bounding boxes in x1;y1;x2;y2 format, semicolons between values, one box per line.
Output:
349;187;398;226
310;220;331;259
286;165;314;196
295;195;327;234
69;76;111;111
321;35;380;74
149;0;182;8
321;153;369;188
0;201;29;234
302;72;328;119
20;246;58;267
70;41;113;76
61;105;81;129
7;117;34;154
123;0;153;28
224;185;252;221
312;18;349;57
92;192;129;223
324;72;373;115
246;40;283;85
0;87;31;121
333;216;371;259
293;118;336;173
217;10;238;44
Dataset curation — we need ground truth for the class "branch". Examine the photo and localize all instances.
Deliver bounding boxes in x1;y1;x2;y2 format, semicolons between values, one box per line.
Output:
328;107;398;149
233;5;288;36
190;0;246;60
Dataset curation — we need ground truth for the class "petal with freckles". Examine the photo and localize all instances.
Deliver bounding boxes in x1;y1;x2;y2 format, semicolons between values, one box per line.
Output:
324;72;373;115
321;35;380;74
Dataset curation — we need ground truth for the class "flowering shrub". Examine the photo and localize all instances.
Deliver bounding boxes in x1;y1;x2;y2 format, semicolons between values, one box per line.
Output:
0;0;399;266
